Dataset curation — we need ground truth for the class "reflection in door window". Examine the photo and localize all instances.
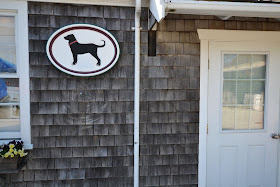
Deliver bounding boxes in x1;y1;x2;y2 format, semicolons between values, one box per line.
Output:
222;54;266;130
0;16;20;133
0;16;16;75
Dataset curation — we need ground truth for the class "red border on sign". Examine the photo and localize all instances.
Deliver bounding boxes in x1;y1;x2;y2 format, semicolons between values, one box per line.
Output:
49;26;118;74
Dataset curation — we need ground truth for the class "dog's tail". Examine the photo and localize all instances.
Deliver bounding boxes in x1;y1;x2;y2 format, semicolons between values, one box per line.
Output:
97;40;106;48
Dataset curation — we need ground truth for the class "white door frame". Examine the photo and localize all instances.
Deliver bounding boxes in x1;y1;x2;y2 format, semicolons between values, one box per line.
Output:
198;29;280;187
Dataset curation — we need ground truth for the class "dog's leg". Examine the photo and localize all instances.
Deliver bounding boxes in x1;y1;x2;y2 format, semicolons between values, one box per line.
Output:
90;52;101;66
72;53;78;65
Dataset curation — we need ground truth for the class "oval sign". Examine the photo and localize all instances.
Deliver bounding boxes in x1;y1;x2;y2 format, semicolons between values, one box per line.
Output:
46;24;120;76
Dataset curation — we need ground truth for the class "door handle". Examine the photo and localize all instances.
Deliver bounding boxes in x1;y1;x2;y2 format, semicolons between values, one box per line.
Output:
272;133;280;139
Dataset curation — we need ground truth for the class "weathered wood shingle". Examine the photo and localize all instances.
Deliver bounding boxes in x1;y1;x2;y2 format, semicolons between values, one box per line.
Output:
2;1;280;186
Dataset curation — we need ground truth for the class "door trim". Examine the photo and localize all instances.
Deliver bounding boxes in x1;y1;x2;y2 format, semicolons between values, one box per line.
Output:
198;29;280;187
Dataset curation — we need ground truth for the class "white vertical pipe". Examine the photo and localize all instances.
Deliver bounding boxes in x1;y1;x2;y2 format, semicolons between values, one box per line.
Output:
134;0;141;187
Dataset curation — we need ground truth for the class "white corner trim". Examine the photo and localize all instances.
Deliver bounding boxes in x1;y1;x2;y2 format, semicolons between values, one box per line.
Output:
18;1;32;150
198;29;280;42
0;1;32;150
198;39;208;187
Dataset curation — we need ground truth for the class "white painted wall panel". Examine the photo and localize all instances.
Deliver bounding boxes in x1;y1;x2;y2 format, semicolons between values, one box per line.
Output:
247;145;265;187
219;146;237;187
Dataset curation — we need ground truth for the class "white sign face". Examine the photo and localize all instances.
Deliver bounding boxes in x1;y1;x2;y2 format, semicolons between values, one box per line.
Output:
46;24;120;76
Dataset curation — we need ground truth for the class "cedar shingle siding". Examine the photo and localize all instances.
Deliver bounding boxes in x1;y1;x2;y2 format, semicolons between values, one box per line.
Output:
1;1;280;186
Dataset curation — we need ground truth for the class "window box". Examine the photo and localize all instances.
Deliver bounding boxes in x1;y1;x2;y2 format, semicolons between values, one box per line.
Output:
0;156;26;173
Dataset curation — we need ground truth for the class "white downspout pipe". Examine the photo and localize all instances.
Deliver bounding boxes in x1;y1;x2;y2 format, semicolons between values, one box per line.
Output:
134;0;141;187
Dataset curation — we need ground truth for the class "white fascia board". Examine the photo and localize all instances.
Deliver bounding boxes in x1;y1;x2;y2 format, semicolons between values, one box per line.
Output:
26;0;149;7
198;29;280;42
165;0;280;19
150;0;166;22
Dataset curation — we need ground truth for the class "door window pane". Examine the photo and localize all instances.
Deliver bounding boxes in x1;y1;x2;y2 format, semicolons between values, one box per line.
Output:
223;80;236;105
251;81;265;105
236;106;250;130
252;55;266;79
237;54;251;79
222;54;266;130
224;54;237;79
222;106;235;130
237;80;250;104
250;106;264;129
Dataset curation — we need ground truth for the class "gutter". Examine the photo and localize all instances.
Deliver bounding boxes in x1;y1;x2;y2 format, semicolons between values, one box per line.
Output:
150;0;280;22
26;0;149;7
134;0;141;186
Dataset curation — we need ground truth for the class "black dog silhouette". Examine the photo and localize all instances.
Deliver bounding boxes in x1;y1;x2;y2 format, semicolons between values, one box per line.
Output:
64;34;105;66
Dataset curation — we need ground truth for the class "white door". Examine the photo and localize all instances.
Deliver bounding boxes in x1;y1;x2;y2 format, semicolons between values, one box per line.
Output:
207;41;280;187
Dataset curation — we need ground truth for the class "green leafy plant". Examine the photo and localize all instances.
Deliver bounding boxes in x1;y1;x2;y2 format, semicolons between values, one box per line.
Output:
0;140;28;158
